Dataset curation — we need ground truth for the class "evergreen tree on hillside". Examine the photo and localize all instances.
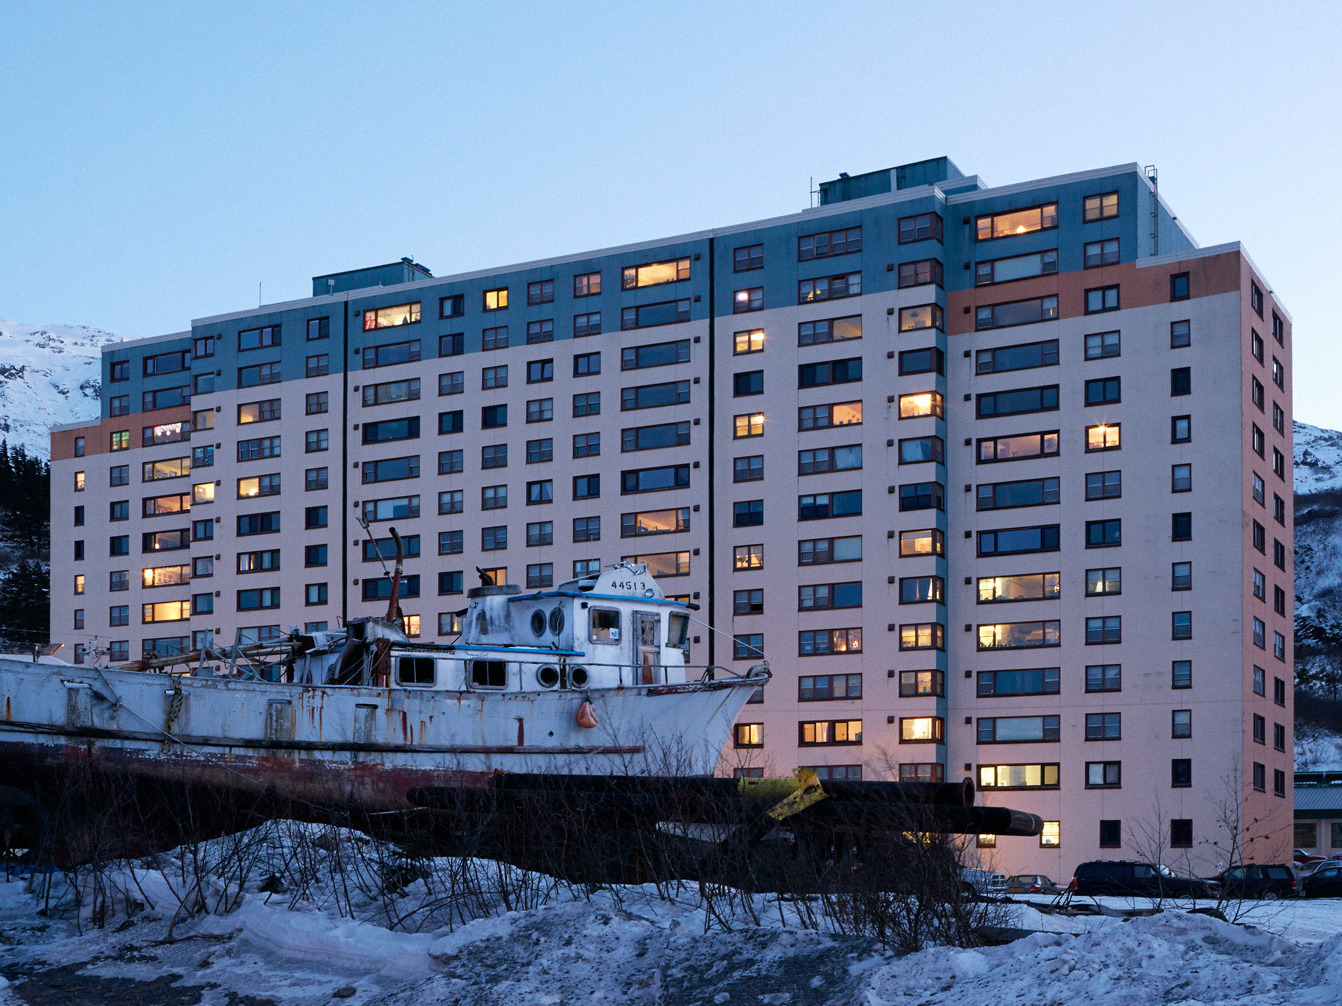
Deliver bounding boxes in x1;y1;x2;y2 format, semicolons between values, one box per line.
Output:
0;559;49;648
0;438;50;556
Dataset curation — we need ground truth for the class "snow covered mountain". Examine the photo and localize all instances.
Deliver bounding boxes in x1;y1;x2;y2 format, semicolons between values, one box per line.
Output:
1294;419;1342;621
0;320;126;460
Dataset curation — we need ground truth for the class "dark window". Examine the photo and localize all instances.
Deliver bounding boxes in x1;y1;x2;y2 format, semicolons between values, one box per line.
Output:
734;244;763;271
1170;819;1193;848
1084;238;1120;268
733;371;764;396
733;500;764;527
1172;512;1192;541
1170;272;1190;301
798;358;861;388
1085;470;1121;500
978;524;1060;556
439;333;464;357
977;386;1058;418
481;404;508;429
976;340;1058;374
975;296;1058;331
898;258;944;288
1086;519;1121;548
527;279;554;305
1084;285;1120;314
621;300;690;330
1085;377;1121;406
573;352;600;377
1172;759;1192;787
898;346;945;376
1099;819;1121;845
897;212;943;244
1171;367;1191;396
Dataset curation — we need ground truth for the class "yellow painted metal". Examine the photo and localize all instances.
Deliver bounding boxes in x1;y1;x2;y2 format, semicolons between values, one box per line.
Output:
765;768;827;821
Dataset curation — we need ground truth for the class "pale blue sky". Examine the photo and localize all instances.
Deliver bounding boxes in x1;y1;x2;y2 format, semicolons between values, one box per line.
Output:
3;2;1340;423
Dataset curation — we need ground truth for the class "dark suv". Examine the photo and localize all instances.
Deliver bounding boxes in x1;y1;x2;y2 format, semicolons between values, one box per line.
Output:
1214;864;1296;900
1070;861;1215;899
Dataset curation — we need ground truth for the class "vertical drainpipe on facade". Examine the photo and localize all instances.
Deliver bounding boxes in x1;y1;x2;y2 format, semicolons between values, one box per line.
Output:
705;238;716;671
339;297;350;629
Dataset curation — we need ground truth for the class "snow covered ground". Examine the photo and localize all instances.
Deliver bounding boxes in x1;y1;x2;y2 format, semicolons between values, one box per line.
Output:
4;837;1342;1006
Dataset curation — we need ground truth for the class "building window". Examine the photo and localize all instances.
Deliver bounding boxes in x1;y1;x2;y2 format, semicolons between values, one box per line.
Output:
975;296;1057;331
733;500;764;527
733;287;763;313
568;433;597;460
978;765;1060;792
733;544;763;570
573;474;600;500
1087;763;1122;790
1085;519;1121;548
1083;470;1120;501
1085;712;1121;741
733;244;763;271
799;272;861;304
621;300;691;330
1170;319;1190;348
977;340;1059;375
1083;192;1119;221
573;352;600;377
976;250;1057;286
1168;272;1191;301
1085;664;1121;693
1085;377;1121;406
1171;367;1191;396
1085;616;1121;644
734;329;764;354
1250;281;1264;318
734;413;765;438
899;258;944;288
977;385;1058;419
898;717;944;744
1172;561;1192;591
975;667;1059;696
526;398;554;424
978;715;1059;743
1171;512;1191;541
976;203;1057;240
898;622;945;651
1171;709;1192;738
899;304;945;332
526;319;554;344
574;312;601;337
573;516;601;542
734;455;764;482
898;212;942;244
1084;285;1120;314
1170;819;1193;849
556;393;598;424
1171;463;1191;493
1084;238;1120;268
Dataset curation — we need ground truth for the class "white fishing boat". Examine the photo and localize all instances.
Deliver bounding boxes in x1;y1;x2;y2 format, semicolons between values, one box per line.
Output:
0;563;769;860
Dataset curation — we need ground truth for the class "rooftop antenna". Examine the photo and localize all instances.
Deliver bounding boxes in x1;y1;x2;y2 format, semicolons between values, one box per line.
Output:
258;282;263;306
1144;165;1159;256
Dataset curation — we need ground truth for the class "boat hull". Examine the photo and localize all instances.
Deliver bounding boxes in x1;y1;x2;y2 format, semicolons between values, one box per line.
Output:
0;657;761;863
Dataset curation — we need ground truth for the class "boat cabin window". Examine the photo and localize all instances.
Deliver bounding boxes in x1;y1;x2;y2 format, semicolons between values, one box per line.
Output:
549;606;565;635
396;657;435;687
590;607;621;643
530;610;547;637
668;612;689;649
470;659;508;688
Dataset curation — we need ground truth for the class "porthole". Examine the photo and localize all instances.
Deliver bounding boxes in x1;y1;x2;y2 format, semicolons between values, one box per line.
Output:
549;607;565;635
569;665;589;688
537;665;560;688
530;610;547;638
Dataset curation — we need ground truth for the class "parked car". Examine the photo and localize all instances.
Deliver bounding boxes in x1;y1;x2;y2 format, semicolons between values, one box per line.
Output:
1004;874;1063;895
1213;864;1297;900
1302;863;1342;897
1294;849;1328;867
960;868;1007;898
1070;860;1216;899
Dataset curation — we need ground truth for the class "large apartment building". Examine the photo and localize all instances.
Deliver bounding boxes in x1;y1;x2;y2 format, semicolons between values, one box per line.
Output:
49;156;1293;875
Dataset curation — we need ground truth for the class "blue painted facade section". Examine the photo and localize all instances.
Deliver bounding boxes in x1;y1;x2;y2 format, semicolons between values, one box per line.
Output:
100;159;1179;417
